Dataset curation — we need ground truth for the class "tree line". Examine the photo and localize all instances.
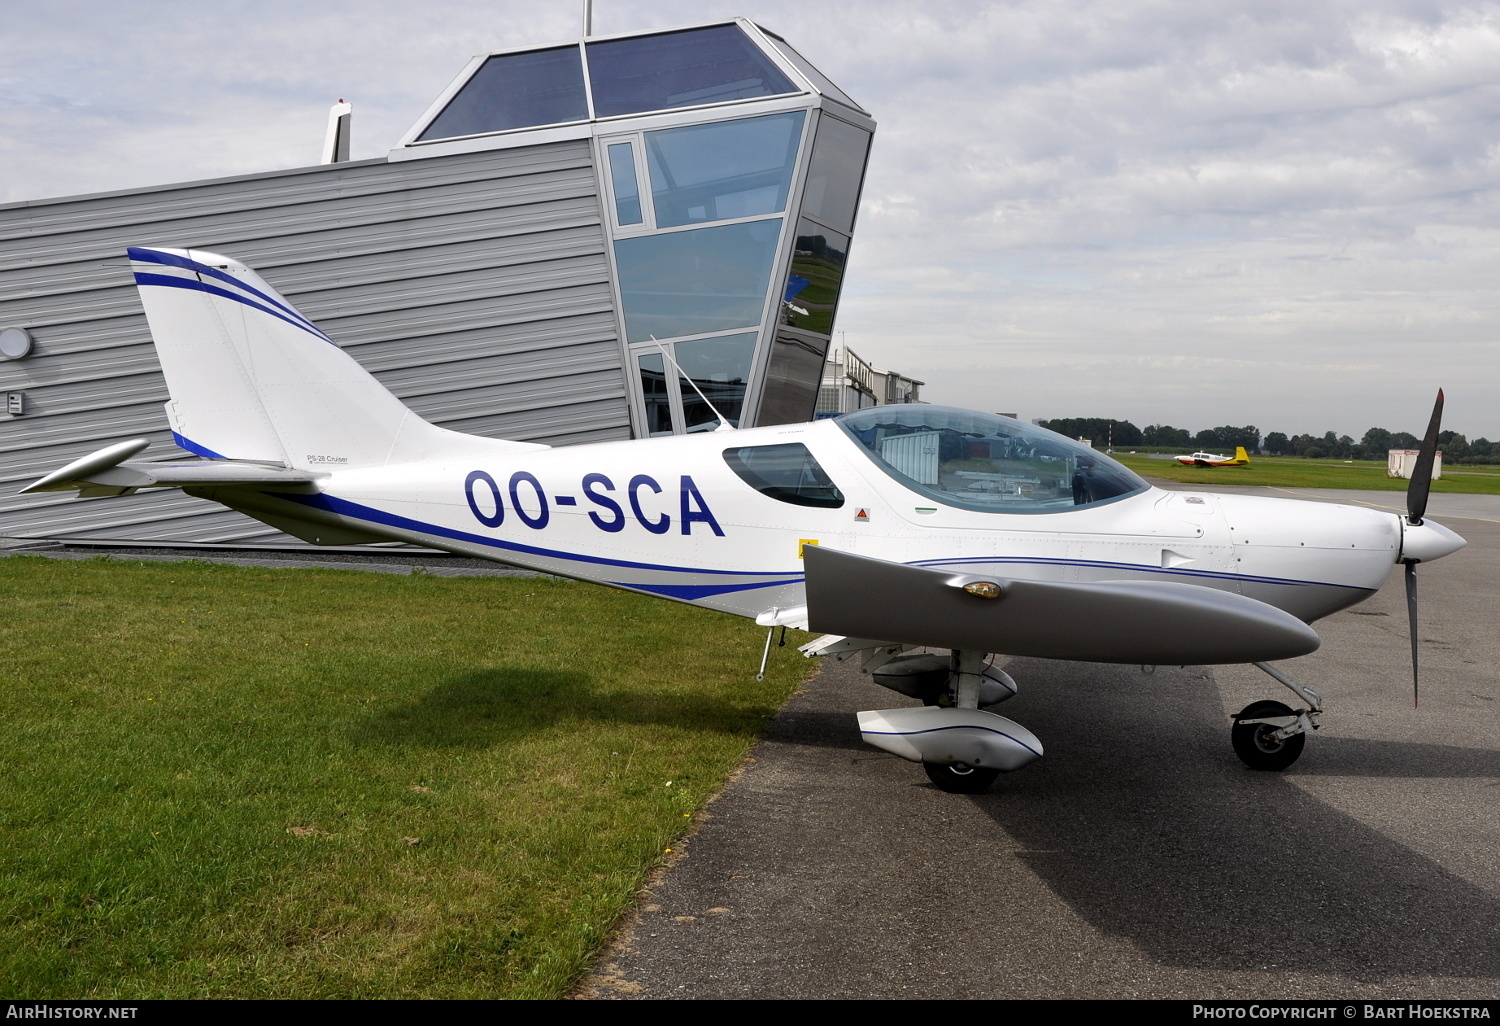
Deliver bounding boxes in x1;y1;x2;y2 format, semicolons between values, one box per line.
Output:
1036;418;1499;464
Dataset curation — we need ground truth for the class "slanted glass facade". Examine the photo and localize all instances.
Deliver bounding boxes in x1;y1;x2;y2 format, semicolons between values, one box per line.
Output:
614;218;785;342
418;47;589;140
606;143;643;225
782;220;849;335
398;19;873;437
586;26;797;118
643;112;803;227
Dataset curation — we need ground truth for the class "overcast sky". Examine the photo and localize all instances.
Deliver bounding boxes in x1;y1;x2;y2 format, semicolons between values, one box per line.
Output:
4;0;1499;440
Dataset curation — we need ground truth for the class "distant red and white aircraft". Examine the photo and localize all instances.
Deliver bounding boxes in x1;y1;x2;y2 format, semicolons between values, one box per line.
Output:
1176;447;1251;467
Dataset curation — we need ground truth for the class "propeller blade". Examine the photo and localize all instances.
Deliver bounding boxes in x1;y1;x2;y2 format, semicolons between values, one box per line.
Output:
1406;388;1444;524
1404;560;1420;708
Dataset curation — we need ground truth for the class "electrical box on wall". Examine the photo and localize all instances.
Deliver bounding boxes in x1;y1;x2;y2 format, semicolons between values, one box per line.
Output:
7;392;23;416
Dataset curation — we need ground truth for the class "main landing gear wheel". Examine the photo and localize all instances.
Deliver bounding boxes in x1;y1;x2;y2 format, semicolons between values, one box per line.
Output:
923;761;1001;794
1231;699;1306;771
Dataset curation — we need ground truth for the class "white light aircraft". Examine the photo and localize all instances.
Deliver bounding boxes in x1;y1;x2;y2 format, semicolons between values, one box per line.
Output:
23;248;1467;793
1176;447;1251;468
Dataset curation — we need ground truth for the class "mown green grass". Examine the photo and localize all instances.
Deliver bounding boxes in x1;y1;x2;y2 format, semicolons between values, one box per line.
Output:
1112;454;1500;493
0;556;813;999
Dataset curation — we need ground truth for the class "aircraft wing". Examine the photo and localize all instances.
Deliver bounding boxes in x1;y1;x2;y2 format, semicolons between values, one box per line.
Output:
802;545;1320;665
20;439;319;497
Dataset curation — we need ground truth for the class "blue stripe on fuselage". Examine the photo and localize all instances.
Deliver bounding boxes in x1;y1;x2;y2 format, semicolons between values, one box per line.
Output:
268;493;1364;602
617;579;801;601
279;491;804;586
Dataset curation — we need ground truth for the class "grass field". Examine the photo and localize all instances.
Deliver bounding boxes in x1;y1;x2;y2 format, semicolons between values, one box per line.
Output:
0;556;813;999
1111;454;1500;493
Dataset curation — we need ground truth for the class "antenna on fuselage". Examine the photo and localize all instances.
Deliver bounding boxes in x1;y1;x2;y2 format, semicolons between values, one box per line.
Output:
649;336;736;432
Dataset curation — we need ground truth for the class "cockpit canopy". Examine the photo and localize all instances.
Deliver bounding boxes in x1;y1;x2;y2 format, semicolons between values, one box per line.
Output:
836;406;1149;514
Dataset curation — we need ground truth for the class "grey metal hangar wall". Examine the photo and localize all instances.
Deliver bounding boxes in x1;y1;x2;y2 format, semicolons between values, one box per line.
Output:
0;18;874;546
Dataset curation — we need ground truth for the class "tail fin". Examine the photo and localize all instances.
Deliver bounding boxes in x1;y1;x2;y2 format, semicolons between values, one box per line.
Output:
128;246;543;468
1235;446;1250;463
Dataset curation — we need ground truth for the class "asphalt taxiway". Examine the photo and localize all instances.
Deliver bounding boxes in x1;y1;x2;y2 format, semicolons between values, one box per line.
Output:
582;489;1500;999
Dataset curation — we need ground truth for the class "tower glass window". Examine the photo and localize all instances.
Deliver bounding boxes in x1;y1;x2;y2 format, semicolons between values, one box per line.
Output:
781;220;849;336
418;46;589;141
587;25;797;119
645;111;804;228
801;115;871;233
614;219;783;342
676;332;757;430
638;353;674;436
607;142;644;226
757;331;831;426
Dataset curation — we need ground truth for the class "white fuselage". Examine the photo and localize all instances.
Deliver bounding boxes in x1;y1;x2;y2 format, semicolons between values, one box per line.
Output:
268;419;1408;626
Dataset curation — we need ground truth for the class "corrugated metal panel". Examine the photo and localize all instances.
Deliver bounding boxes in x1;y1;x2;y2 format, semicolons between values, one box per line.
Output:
0;142;630;544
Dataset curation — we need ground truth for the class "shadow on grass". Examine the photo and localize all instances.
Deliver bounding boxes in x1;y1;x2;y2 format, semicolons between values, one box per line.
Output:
351;666;773;750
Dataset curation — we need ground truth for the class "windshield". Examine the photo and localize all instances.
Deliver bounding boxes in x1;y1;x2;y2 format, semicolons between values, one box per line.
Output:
836;406;1149;514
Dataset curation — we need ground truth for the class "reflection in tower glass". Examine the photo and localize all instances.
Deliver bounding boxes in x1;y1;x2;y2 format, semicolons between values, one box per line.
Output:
758;330;831;426
782;220;849;336
675;332;757;431
638;352;673;436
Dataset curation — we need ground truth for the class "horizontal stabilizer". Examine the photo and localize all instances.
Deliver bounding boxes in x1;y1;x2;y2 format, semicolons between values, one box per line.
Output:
804;546;1320;664
21;439;319;496
20;439;149;493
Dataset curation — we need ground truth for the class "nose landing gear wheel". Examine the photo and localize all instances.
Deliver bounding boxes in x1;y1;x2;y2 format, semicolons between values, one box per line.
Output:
1231;699;1306;771
923;761;1001;794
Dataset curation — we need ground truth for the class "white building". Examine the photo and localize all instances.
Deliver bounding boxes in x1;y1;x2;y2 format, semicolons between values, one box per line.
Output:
1388;449;1443;480
815;345;923;418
